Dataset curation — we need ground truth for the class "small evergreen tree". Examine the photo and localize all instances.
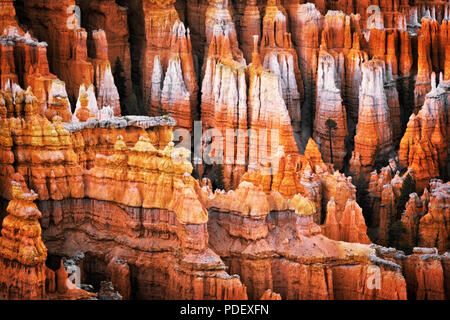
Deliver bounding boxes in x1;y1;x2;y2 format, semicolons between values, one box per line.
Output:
325;118;337;165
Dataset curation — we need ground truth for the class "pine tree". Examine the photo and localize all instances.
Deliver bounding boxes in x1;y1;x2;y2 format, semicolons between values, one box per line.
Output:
325;118;337;165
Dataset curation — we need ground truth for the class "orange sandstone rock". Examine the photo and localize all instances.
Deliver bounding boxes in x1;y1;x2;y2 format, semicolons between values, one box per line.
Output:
240;0;261;63
314;43;348;169
418;180;449;253
92;30;121;117
399;74;447;192
260;2;303;132
20;0;95;100
350;58;393;178
0;179;47;299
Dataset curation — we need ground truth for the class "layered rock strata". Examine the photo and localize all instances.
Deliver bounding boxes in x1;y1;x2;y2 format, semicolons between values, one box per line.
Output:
313;42;348;169
206;183;406;300
350;58;394;178
0;180;47;299
399;74;448;192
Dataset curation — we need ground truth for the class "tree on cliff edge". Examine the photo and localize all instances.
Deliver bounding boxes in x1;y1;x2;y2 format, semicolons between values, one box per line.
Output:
325;118;337;165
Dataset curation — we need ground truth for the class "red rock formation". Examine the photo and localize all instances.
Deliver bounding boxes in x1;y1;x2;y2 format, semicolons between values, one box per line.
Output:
304;138;328;173
401;193;426;248
350;58;393;178
76;0;133;99
260;289;282;300
66;115;176;170
139;0;198;131
418;180;449;253
106;257;131;300
0;30;70;116
150;52;193;131
260;1;303;132
37;134;249;300
368;165;398;229
20;1;95;101
200;30;247;189
0;0;21;34
378;183;396;246
313;42;348;169
399;74;447;192
287;3;321;139
248;43;299;167
240;0;261;64
414;34;432;114
323;197;371;244
397;29;414;124
344;33;368;136
204;0;244;65
2;0;450;302
45;81;73;123
207;184;406;299
401;247;446;300
0;179;47;299
92;30;121;117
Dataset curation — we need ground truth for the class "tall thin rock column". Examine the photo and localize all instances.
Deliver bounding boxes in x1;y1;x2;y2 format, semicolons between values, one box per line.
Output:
0;179;47;300
313;42;348;170
350;58;393;178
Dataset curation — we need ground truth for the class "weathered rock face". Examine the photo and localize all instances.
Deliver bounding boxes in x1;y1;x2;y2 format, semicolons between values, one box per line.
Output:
344;33;368;138
130;0;198;131
401;192;426;248
248;45;299;168
350;58;393;178
76;0;133;102
400;247;446;300
0;30;74;117
207;184;406;299
19;0;95;102
260;1;303;132
368;159;449;254
92;30;121;117
0;87;247;299
0;0;21;35
6;110;85;201
418;180;449;253
313;43;348;170
399;74;448;192
240;0;260;64
414;34;433;114
204;0;245;65
0;179;47;299
37;135;249;300
323;198;371;244
287;3;321;139
2;0;450;301
200;30;247;189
